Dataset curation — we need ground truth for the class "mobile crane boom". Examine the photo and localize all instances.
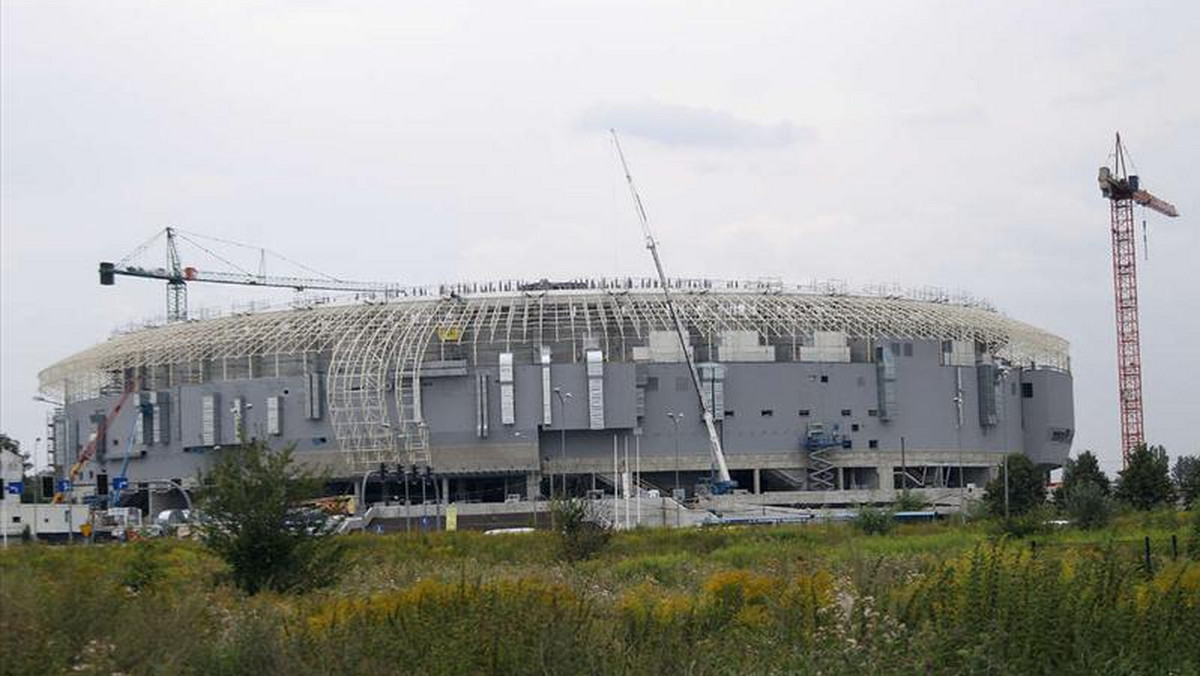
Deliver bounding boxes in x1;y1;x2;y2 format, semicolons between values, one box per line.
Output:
611;130;734;491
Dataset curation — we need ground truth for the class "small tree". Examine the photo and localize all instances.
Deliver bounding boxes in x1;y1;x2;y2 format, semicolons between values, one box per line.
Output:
1064;481;1111;529
199;440;343;594
1055;450;1110;504
983;454;1046;518
1115;445;1175;511
1172;455;1200;509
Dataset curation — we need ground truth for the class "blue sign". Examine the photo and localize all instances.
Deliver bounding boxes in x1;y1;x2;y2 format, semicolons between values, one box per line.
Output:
56;479;72;493
5;481;22;495
112;476;129;491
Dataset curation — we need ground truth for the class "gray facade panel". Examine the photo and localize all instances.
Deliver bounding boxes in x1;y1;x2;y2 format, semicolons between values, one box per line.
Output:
57;338;1072;487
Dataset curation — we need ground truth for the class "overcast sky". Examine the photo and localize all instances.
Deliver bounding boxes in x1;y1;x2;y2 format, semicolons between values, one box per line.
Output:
2;1;1197;477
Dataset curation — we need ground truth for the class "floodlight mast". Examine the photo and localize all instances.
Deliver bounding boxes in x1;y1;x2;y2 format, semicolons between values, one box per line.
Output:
611;130;734;490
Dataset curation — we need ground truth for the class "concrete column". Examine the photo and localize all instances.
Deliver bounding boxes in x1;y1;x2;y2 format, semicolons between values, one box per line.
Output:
441;477;450;504
752;468;761;494
526;472;541;501
836;467;844;491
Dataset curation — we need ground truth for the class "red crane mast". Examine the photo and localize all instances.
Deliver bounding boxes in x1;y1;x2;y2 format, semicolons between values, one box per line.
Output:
1097;133;1178;466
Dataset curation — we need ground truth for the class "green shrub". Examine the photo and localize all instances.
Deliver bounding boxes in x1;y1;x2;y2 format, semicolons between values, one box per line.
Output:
854;507;895;535
894;491;929;512
1188;508;1200;559
990;507;1052;538
1064;481;1112;530
611;552;691;585
552;497;612;561
120;540;166;592
199;440;344;594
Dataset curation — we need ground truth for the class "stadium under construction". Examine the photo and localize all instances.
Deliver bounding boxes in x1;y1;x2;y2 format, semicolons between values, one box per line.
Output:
38;276;1074;520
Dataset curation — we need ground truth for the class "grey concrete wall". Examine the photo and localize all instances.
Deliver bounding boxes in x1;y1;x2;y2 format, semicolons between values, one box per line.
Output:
1021;368;1075;468
60;339;1073;486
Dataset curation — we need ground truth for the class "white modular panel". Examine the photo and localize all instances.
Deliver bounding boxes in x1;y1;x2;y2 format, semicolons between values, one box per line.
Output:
648;331;692;363
814;331;849;348
799;346;851;363
499;352;515;425
540;347;552;426
305;372;322;420
700;363;726;420
588;378;604;430
266;396;282;436
231;397;244;441
585;349;604;377
500;384;516;425
152;406;164;445
586;349;604;430
477;372;490;437
151;391;170;445
943;340;976;367
201;394;219;446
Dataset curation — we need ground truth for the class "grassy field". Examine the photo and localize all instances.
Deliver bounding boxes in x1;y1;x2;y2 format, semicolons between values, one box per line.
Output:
2;511;1198;675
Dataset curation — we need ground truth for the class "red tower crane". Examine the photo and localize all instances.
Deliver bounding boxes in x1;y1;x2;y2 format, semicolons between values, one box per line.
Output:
1097;133;1178;466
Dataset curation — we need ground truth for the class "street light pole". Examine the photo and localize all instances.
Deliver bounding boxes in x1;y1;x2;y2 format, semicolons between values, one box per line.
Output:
667;412;683;496
553;388;572;498
403;465;412;533
953;367;965;522
998;365;1012;521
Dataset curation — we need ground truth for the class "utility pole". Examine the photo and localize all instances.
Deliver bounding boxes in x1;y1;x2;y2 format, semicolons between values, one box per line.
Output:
1004;454;1010;520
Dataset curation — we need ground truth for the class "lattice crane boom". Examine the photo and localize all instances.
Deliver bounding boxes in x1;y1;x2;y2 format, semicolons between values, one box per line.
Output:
1097;133;1179;466
99;227;401;321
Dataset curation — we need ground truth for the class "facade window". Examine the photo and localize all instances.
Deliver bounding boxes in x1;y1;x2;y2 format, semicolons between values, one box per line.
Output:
1021;383;1033;399
868;439;879;449
760;409;774;418
851;423;860;432
645;377;659;392
841;409;852;416
842;439;853;449
798;409;810;417
820;375;829;383
891;343;901;356
867;409;878;417
903;343;914;357
724;410;736;418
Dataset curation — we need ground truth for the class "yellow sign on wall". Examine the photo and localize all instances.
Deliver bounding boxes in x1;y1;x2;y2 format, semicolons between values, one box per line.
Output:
437;326;461;341
445;504;458;531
